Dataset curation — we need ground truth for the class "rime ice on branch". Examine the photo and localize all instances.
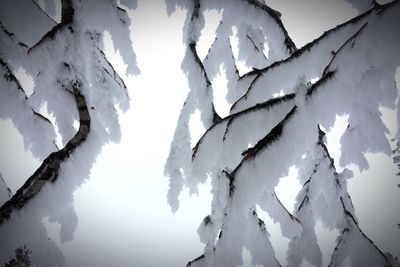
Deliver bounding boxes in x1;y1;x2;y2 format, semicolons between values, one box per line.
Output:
165;0;296;211
0;0;138;266
165;0;400;266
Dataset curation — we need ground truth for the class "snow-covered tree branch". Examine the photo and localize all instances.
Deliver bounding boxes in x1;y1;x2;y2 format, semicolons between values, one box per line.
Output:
0;0;138;265
166;0;400;266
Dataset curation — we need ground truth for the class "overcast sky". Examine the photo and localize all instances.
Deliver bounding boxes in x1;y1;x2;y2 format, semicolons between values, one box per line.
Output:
0;0;399;266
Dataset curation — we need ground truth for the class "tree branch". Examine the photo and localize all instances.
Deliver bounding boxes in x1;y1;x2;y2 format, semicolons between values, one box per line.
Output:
238;1;395;81
28;0;74;53
231;11;373;113
186;0;221;125
187;253;205;266
192;93;295;160
188;41;221;124
273;192;301;223
225;105;296;196
98;49;129;99
246;34;268;63
0;81;90;225
223;93;295;141
243;0;297;54
31;0;58;25
322;23;368;76
240;106;297;161
327;197;391;266
204;20;240;81
225;69;337;197
0;58;27;97
230;73;261;112
250;208;283;267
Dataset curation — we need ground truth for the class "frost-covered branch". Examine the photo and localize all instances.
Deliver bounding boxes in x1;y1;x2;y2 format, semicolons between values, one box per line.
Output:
168;1;400;258
0;81;90;226
238;106;296;163
322;22;367;76
31;0;58;25
231;1;395;113
188;42;221;125
186;0;221;126
243;0;296;54
165;0;304;210
0;0;138;264
192;93;295;160
0;53;57;158
203;22;241;87
28;0;74;53
288;126;397;267
97;48;129;98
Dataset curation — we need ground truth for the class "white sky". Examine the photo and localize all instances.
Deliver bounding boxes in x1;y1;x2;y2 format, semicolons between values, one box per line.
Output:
0;0;399;266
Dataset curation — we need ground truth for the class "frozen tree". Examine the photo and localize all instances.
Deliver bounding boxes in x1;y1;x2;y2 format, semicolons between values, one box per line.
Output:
0;0;138;265
165;0;400;266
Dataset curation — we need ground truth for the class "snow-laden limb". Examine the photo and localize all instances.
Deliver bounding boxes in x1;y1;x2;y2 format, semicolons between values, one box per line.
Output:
165;0;300;209
187;0;221;126
191;94;295;188
27;0;74;54
0;0;56;47
308;4;400;170
75;0;139;75
242;0;296;54
0;80;89;264
187;101;300;266
165;0;220;208
203;20;241;104
296;127;399;266
258;191;302;239
285;126;395;267
328;198;399;267
166;0;296;57
216;0;295;63
185;41;221;127
230;2;396;114
287;191;322;267
28;0;139;74
203;0;297;104
33;0;59;22
236;21;269;69
229;1;399;169
164;95;194;210
0;0;138;265
190;205;281;267
0;81;90;226
167;0;400;265
0;54;57;159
